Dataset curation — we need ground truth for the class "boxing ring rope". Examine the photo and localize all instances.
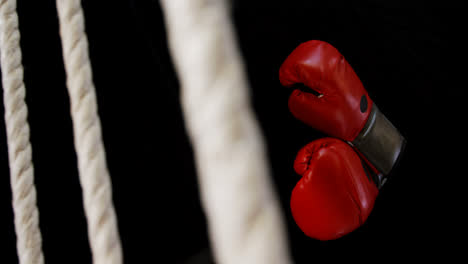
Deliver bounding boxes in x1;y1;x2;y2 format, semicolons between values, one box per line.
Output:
55;0;123;263
160;0;292;263
0;0;293;263
0;0;44;263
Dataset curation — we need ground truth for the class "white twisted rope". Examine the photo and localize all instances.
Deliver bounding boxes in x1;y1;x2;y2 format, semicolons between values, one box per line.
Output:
55;1;122;263
0;0;44;263
160;1;293;263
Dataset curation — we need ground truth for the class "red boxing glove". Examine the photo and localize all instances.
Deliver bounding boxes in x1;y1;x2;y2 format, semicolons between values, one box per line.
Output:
280;40;371;141
280;40;405;177
290;138;379;240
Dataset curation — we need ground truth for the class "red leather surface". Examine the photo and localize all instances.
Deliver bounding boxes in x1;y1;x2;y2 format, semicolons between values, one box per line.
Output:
279;40;372;141
290;138;378;240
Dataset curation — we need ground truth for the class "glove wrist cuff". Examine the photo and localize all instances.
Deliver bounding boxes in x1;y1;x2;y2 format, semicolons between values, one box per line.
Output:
351;104;406;177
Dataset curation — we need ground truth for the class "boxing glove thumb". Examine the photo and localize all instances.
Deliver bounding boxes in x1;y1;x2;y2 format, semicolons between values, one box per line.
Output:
291;138;379;240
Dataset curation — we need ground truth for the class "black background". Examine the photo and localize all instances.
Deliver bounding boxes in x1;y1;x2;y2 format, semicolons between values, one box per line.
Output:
0;1;458;263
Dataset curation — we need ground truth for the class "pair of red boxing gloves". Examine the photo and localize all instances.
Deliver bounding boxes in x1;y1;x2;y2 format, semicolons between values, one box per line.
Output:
279;40;406;240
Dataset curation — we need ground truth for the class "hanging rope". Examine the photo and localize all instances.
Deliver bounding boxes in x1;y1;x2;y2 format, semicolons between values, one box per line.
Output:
0;0;44;263
55;0;122;263
160;1;293;263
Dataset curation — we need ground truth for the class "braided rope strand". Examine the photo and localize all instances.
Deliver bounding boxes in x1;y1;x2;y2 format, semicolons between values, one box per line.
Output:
160;1;293;263
55;1;122;263
0;0;44;263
